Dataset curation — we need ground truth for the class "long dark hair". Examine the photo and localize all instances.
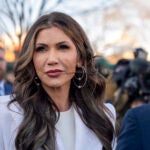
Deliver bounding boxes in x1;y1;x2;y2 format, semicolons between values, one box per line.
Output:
9;12;115;150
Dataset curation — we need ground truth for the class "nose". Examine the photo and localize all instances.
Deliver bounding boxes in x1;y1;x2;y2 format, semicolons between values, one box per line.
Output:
47;49;58;65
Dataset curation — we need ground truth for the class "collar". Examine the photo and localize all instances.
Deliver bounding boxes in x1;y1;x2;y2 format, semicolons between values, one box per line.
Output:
56;106;102;150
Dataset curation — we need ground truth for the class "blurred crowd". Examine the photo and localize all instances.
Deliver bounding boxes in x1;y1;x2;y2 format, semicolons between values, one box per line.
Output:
95;47;150;129
0;47;13;96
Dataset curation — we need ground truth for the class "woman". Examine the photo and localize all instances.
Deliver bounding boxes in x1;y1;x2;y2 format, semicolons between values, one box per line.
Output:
0;12;116;150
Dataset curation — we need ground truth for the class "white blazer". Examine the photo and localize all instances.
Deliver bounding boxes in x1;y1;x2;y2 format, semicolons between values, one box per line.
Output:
0;95;116;150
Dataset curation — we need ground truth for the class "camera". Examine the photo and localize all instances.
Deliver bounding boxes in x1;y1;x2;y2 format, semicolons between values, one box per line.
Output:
113;58;150;106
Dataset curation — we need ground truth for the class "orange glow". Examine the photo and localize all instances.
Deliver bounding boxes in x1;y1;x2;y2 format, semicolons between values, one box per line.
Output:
121;51;134;59
5;51;16;62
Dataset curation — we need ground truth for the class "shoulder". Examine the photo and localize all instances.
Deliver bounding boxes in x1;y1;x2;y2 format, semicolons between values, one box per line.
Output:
0;95;23;148
104;103;116;127
0;95;12;103
0;95;23;126
0;95;14;127
104;103;116;118
125;103;150;121
116;106;146;150
129;103;150;115
0;95;14;117
119;104;150;133
105;103;116;115
124;104;150;126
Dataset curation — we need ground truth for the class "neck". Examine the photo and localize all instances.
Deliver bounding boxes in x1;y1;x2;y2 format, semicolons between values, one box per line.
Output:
43;85;71;112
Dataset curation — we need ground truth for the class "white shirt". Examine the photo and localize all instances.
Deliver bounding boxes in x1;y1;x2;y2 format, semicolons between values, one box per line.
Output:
56;106;75;150
0;95;116;150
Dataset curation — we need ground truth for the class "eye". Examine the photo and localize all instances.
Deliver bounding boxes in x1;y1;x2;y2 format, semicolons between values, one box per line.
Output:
35;46;46;52
58;44;70;50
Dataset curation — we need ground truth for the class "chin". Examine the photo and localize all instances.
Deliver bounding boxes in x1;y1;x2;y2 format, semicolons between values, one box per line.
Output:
47;83;62;88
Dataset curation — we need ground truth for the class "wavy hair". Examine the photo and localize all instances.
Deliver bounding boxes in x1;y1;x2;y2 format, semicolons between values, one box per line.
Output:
9;12;115;150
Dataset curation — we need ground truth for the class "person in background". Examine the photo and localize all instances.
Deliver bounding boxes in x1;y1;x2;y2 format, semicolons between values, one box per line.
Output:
133;47;148;60
116;103;150;150
0;12;116;150
0;47;13;95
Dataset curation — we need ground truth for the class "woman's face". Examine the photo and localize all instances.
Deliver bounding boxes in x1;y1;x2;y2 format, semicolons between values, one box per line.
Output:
33;26;79;90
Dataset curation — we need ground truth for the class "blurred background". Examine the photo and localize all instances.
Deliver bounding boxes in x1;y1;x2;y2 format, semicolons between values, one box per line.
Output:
0;0;150;64
1;0;150;125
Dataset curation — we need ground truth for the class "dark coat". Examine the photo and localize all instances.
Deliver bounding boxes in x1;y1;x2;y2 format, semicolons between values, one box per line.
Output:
4;81;13;95
116;104;150;150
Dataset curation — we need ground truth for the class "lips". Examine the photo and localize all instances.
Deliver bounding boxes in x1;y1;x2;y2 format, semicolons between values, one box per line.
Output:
46;69;63;77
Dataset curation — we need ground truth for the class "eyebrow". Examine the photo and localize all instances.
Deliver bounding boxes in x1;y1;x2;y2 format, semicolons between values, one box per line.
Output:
35;41;70;47
56;41;69;46
35;43;47;47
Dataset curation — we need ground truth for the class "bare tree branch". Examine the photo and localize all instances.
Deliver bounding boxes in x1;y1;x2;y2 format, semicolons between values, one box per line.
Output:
5;0;17;27
0;0;59;50
0;20;16;47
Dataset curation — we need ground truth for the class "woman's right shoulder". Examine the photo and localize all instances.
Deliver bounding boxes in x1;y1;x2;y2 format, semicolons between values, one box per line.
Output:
0;95;23;146
104;103;116;128
0;95;14;119
0;95;12;104
0;95;23;123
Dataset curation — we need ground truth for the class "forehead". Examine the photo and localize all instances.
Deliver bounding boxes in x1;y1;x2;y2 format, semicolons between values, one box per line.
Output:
36;27;72;43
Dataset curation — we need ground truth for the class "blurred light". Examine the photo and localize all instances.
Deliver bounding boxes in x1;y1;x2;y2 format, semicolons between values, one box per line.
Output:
122;51;134;59
5;51;15;62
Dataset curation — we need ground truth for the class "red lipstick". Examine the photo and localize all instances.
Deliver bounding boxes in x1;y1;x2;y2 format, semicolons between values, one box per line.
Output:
46;69;62;77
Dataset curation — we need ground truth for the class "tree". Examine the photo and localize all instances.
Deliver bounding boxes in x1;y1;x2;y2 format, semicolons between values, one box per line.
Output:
76;0;150;60
0;0;62;51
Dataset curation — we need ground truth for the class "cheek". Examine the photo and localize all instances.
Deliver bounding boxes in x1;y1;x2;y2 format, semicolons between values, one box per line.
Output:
33;62;39;73
33;54;43;73
66;54;78;71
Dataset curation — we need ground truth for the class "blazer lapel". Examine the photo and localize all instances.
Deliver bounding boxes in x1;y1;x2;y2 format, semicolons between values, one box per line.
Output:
55;131;65;150
7;98;24;150
9;102;103;150
73;108;103;150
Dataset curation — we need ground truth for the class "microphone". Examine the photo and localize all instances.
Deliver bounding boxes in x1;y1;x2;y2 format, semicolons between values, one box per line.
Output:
64;71;97;75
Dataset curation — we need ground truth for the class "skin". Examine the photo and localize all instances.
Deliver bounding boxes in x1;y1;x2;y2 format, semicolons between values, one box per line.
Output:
130;100;145;108
0;50;6;81
33;27;80;111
